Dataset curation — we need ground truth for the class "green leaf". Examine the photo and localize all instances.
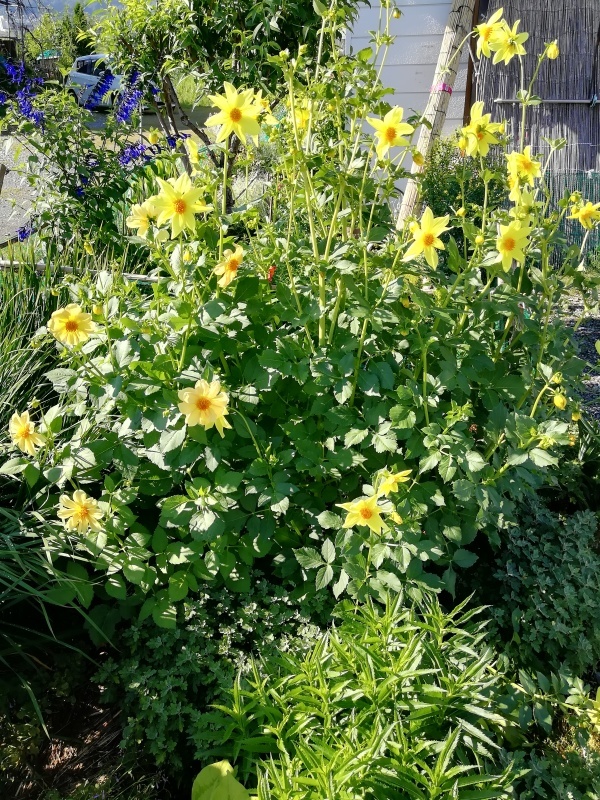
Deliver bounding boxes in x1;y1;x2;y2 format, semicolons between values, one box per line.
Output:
344;428;369;446
235;276;260;302
0;457;28;475
123;559;146;585
333;569;349;598
315;564;334;590
453;549;478;568
317;510;343;530
465;451;486;473
168;571;189;601
152;600;177;629
321;538;336;564
105;574;127;600
295;547;323;570
372;430;398;454
160;427;186;454
528;448;558;468
192;761;249;800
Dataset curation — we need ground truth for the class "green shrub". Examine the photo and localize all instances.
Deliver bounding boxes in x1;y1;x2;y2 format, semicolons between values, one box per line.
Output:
492;498;600;675
211;593;521;797
96;576;330;769
510;726;600;799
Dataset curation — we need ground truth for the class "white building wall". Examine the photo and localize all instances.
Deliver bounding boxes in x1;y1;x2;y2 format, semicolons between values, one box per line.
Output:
346;0;470;137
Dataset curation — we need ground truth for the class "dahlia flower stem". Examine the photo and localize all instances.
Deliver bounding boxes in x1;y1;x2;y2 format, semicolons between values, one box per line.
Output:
349;318;369;408
219;141;229;262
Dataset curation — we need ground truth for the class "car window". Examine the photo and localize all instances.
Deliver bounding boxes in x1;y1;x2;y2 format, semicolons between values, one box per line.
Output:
92;61;106;77
75;59;89;74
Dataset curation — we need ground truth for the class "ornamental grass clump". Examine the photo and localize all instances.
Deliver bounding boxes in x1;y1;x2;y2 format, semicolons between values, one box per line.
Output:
0;4;597;623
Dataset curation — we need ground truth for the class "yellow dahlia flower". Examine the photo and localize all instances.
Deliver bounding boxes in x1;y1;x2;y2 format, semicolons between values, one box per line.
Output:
474;7;504;58
377;469;412;497
153;174;212;239
48;304;96;347
57;490;103;534
9;411;45;456
547;40;559;60
403;206;451;269
366;106;414;160
337;495;388;535
491;20;529;65
462;102;503;157
506;146;541;185
213;245;244;288
496;221;530;272
126;199;156;239
206;82;261;144
568;201;600;230
178;379;232;437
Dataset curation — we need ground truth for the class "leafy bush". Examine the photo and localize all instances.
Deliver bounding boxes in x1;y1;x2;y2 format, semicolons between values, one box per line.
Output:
211;593;521;797
510;726;600;799
96;576;330;769
492;498;600;675
0;7;592;622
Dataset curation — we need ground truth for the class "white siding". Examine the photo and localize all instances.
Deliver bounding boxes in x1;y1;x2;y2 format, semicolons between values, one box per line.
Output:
346;0;470;137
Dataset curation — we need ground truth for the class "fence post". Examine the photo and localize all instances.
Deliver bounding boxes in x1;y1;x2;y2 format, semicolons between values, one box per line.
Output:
396;0;476;228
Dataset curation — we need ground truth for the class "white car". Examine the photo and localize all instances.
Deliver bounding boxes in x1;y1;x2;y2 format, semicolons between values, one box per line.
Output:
65;55;123;108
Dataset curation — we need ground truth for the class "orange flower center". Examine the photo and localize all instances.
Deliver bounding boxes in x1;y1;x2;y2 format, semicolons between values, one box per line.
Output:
229;107;242;122
174;199;187;214
359;506;373;520
422;233;435;247
227;258;240;273
17;424;32;440
482;25;492;41
76;505;90;521
384;126;397;144
580;209;592;221
195;397;211;411
503;236;516;252
65;320;79;332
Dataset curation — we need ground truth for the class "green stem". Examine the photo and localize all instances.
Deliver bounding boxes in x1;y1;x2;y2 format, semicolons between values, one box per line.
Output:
219;142;229;261
349;318;369;408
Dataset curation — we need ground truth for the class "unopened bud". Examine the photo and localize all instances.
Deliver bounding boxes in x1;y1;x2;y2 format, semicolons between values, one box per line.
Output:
547;40;559;60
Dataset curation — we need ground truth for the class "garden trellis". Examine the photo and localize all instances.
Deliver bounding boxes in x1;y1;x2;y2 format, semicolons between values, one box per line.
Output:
476;0;600;248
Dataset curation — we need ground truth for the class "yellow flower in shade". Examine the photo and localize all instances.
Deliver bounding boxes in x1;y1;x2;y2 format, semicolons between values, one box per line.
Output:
126;199;156;239
291;98;311;131
462;102;503;157
572;410;581;422
337;495;388;535
403;206;451;269
153;174;212;239
474;7;505;58
57;490;103;534
9;411;45;456
491;20;529;65
547;40;559;60
496;221;530;272
377;469;412;497
48;304;96;347
147;129;160;145
366;107;414;160
255;90;278;126
214;245;244;288
206;82;261;144
506;146;541;186
553;393;568;410
177;379;232;437
568;201;600;230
